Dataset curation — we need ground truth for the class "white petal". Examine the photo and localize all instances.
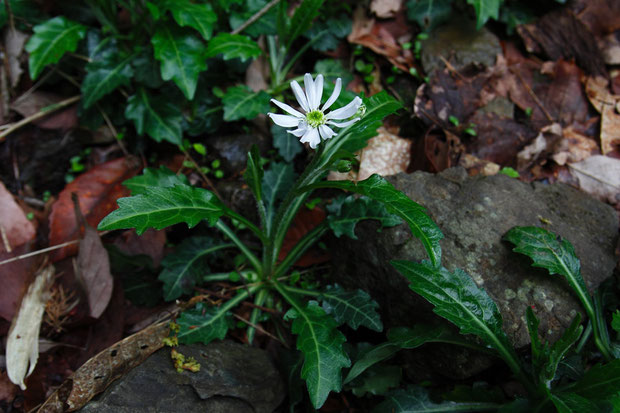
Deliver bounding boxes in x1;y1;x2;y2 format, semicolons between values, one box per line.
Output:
313;74;324;110
300;127;320;149
322;78;341;111
291;81;310;112
288;124;309;137
304;73;317;111
271;99;304;118
327;118;360;128
326;96;362;120
268;113;300;128
319;124;337;140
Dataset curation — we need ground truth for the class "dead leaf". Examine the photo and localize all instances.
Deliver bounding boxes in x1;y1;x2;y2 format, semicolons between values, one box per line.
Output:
77;225;113;319
0;371;18;404
358;128;411;180
458;153;500;176
48;157;138;261
4;27;28;88
584;76;620;155
245;55;269;92
37;321;170;413
6;265;54;390
0;245;38;321
278;207;329;267
11;91;78;130
598;32;620;65
112;229;166;267
551;126;600;165
568;155;620;204
0;180;35;253
370;0;402;18
572;0;620;37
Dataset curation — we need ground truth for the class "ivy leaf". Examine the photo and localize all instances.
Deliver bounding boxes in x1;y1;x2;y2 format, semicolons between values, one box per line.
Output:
373;386;500;413
97;184;226;235
326;195;401;240
177;302;231;344
25;16;86;79
222;85;271;121
406;0;453;30
304;14;352;52
123;166;189;195
159;237;232;301
571;359;620;400
81;44;134;108
161;0;217;40
320;284;383;332
152;24;207;100
244;144;263;202
229;0;277;37
391;261;519;366
131;50;164;88
304;175;443;267
550;393;605;413
285;0;325;48
262;162;296;223
284;301;350;408
205;33;261;61
125;88;183;145
272;124;302;162
466;0;501;29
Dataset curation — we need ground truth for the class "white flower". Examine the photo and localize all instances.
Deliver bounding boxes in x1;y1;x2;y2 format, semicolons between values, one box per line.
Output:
268;73;363;149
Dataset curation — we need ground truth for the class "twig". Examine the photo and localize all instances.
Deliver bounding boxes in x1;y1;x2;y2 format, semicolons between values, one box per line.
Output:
510;68;554;122
0;240;79;266
232;312;288;347
98;103;129;156
231;0;281;35
0;225;11;253
0;95;81;141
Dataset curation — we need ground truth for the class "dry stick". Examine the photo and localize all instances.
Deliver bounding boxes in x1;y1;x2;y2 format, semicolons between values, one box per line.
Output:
0;240;79;267
511;68;554;122
232;313;288;347
231;0;281;35
0;95;81;141
98;103;130;157
0;225;12;253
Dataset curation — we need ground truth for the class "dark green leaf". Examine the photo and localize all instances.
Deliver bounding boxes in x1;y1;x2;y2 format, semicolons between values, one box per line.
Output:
81;42;134;108
326;195;401;239
177;302;231;344
284;301;350;408
466;0;501;29
217;0;244;11
262;161;296;223
551;393;605;413
320;284;382;331
406;0;453;30
152;24;207;99
391;261;519;366
159;237;232;301
305;175;443;267
571;359;620;399
272;124;303;162
244;144;263;201
544;313;582;386
107;245;160;307
205;33;261;61
124;166;189;195
229;0;277;37
304;14;351;52
131;50;164;88
285;0;325;48
125;88;183;145
314;59;353;85
0;0;47;29
161;0;217;40
373;385;500;413
348;364;401;397
25;16;86;79
97;184;226;235
345;342;400;385
612;310;620;333
222;85;271;121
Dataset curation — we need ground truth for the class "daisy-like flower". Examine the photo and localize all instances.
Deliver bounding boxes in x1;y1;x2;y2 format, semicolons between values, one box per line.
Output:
268;73;363;149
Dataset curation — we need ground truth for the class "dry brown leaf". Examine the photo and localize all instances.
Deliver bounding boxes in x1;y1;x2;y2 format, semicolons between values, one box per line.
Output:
6;265;54;390
4;28;28;88
551;126;599;165
0;180;35;253
11;91;78;130
568;155;620;204
37;321;170;412
0;245;38;321
370;0;402;18
77;225;113;319
584;76;620;155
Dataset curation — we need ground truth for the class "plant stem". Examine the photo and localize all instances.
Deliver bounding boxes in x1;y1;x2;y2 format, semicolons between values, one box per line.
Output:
215;220;262;274
224;207;266;243
272;223;329;279
247;288;269;344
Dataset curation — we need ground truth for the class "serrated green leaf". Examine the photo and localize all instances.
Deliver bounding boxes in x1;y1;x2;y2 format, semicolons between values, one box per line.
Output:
320;284;382;332
161;0;217;40
25;16;86;79
205;33;261;61
124;166;189;195
222;85;271;121
406;0;453;30
244;144;263;201
391;261;520;370
262;161;296;223
125;88;183;145
304;175;443;267
177;302;231;344
284;300;350;408
159;237;232;301
326;195;401;239
466;0;501;29
551;392;604;413
571;359;620;400
152;24;207;99
97;184;226;234
81;42;134;108
543;314;582;385
373;385;501;413
272;124;303;162
285;0;325;48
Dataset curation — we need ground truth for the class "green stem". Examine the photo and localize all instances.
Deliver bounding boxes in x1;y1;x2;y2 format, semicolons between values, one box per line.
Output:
278;30;327;80
592;291;613;361
247;289;269;344
215;220;262;274
575;321;592;354
203;271;256;283
280;284;321;297
272;222;328;279
223;207;266;243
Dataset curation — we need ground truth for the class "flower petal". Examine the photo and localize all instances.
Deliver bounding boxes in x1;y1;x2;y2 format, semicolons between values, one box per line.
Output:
288;123;309;137
291;81;310;112
326;96;362;120
319;124;337;140
268;113;300;128
300;127;320;149
313;74;324;110
322;78;342;111
304;73;317;111
271;99;304;118
327;118;360;128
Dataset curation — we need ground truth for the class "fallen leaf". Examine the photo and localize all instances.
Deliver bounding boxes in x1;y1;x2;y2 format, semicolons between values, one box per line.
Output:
551;126;600;165
112;229;166;267
4;28;28;88
572;0;620;37
48;157;138;261
7;265;54;390
11;91;78;130
0;180;35;253
245;55;269;92
278;207;329;267
77;225;113;319
458;153;500;176
568;155;620;204
37;320;169;412
0;245;38;321
584;76;620;156
598;32;620;65
358;128;411;180
0;371;18;404
370;0;402;18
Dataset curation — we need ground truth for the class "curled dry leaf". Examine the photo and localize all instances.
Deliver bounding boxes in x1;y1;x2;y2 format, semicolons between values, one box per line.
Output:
6;265;54;390
37;321;170;413
4;28;28;88
0;180;35;253
77;225;113;319
370;0;402;18
552;126;600;165
585;76;620;156
568;155;620;205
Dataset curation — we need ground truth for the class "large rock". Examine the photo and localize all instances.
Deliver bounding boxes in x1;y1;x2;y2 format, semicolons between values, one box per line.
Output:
331;168;618;351
78;341;284;413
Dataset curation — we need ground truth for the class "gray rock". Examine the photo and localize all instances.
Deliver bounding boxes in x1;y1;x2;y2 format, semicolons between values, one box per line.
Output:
79;341;284;413
331;168;618;351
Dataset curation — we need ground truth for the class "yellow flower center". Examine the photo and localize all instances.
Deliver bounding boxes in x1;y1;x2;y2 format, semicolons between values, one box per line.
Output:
306;110;325;128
